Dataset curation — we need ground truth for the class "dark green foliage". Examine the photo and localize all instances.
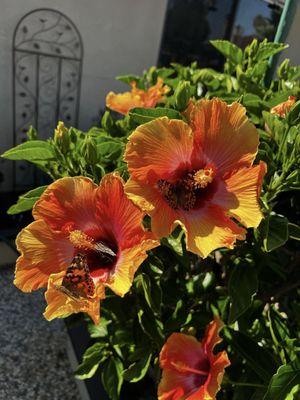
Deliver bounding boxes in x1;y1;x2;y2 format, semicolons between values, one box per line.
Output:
2;39;300;399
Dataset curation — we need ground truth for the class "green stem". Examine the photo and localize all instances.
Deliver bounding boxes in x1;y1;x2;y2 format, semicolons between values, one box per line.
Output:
228;381;267;388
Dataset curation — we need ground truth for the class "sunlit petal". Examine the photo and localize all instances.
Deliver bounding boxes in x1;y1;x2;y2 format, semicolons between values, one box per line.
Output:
14;220;73;292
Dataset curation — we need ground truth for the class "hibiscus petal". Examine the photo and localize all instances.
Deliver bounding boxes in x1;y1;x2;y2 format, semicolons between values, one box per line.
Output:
106;78;168;115
14;220;73;292
160;333;207;371
158;322;230;400
125;178;178;238
33;176;98;233
187;348;230;400
190;98;259;174
203;351;230;400
158;333;207;400
44;272;105;324
181;205;245;258
213;161;267;228
198;318;230;400
106;90;143;115
202;317;224;354
96;173;158;248
158;368;195;400
106;238;158;297
125;117;194;184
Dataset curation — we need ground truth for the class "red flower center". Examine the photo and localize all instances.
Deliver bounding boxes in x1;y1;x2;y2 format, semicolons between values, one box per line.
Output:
193;357;210;387
157;166;216;211
69;230;118;280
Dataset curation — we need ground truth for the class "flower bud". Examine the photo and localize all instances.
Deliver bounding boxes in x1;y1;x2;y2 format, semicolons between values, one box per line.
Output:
26;126;37;141
147;66;157;84
277;59;290;80
174;81;191;111
101;111;114;131
82;137;98;165
54;121;70;152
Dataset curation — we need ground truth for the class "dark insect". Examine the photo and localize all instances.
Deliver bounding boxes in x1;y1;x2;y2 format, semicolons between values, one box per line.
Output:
157;176;196;211
60;254;95;299
94;241;117;265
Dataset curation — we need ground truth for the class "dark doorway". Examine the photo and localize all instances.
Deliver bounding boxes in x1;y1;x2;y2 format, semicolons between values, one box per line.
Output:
158;0;285;68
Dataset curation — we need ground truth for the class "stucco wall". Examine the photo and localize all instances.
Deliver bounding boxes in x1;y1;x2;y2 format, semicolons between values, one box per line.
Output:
0;0;167;192
277;1;300;66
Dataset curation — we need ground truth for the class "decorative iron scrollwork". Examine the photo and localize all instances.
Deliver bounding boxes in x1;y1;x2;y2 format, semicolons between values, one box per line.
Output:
12;8;83;189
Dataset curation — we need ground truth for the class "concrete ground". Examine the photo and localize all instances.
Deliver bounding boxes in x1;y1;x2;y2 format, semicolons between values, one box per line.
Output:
0;248;82;400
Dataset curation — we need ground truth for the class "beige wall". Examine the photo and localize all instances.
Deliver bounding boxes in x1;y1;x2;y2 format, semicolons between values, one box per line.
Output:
0;0;167;192
277;1;300;65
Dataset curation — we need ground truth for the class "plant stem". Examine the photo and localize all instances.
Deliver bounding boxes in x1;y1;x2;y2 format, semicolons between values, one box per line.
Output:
228;380;267;388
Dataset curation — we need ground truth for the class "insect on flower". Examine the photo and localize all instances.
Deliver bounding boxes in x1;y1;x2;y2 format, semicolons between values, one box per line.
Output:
124;98;266;258
14;173;158;324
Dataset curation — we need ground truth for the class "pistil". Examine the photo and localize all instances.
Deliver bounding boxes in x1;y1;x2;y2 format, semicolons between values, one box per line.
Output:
194;166;214;189
69;230;95;251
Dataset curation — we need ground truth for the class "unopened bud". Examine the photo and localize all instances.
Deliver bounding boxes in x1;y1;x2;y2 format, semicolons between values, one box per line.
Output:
174;81;191;111
101;111;114;131
147;66;157;84
54;121;70;152
277;59;290;80
83;137;98;165
27;126;37;141
181;326;196;336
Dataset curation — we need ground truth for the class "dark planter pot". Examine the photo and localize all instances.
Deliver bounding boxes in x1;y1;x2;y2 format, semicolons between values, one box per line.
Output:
66;316;156;400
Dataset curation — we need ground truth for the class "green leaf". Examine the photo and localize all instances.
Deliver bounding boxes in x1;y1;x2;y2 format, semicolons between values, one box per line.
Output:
165;299;192;333
137;309;164;348
129;107;183;125
87;318;111;338
263;359;300;400
97;141;123;159
228;264;258;323
256;42;288;62
210;40;243;65
75;342;108;380
101;357;124;400
137;273;162;315
265;92;295;109
123;352;152;383
116;74;140;85
7;185;48;215
192;68;222;84
242;93;263;109
289;223;300;241
173;81;191;111
1;140;54;161
157;67;174;79
163;231;185;256
261;213;289;252
250;61;269;79
287;100;300;125
224;328;278;381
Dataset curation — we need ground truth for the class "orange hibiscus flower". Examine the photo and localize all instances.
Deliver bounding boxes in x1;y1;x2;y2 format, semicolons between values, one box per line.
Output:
270;95;296;118
106;77;170;115
14;174;158;324
125;98;266;258
158;317;230;400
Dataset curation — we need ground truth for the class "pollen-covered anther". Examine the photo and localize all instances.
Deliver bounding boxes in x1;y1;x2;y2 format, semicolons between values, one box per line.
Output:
69;230;95;251
194;167;214;189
